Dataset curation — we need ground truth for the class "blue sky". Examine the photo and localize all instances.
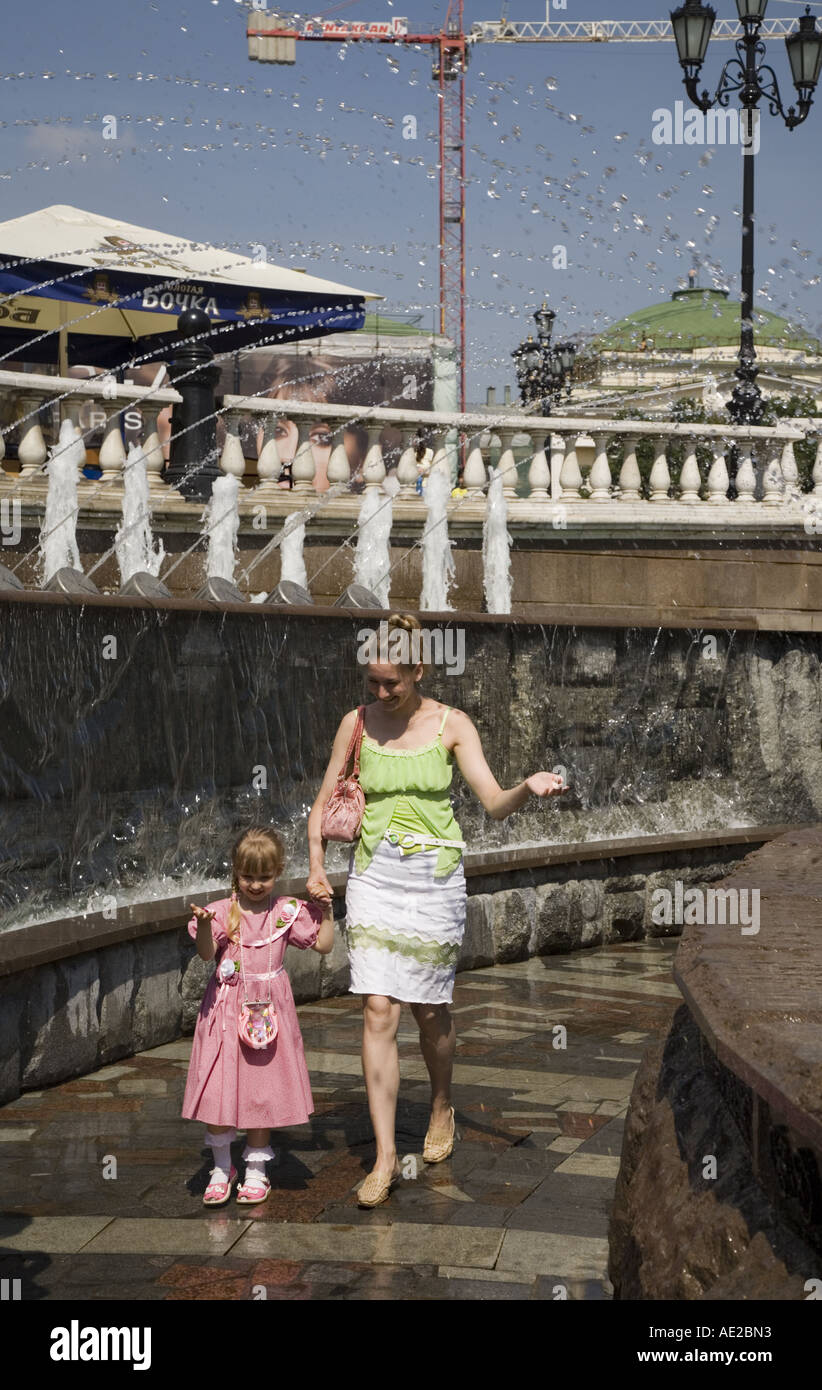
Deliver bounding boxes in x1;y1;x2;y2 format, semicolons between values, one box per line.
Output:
5;0;822;400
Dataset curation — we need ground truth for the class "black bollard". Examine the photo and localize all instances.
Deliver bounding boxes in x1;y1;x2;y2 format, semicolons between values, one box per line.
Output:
165;307;221;502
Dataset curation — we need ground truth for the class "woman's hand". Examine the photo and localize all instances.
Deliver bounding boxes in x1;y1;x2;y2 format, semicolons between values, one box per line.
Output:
525;771;568;798
306;871;334;904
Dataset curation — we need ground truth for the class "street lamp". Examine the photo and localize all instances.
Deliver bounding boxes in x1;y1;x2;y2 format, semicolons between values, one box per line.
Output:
512;303;577;413
670;1;822;424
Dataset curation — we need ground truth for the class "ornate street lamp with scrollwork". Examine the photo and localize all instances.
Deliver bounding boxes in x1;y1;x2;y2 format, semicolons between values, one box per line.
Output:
669;1;822;424
512;303;577;414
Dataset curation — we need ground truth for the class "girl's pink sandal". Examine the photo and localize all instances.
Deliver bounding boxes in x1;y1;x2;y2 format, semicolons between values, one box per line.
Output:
203;1165;237;1206
236;1176;271;1205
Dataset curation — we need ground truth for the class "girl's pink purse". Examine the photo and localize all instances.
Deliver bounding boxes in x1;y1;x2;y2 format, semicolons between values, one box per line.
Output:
321;705;366;843
236;900;300;1051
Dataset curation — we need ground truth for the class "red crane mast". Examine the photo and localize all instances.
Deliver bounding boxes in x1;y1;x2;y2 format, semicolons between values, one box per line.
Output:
247;4;468;411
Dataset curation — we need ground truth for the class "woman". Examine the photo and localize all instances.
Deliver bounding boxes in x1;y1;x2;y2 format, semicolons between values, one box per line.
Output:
306;612;566;1208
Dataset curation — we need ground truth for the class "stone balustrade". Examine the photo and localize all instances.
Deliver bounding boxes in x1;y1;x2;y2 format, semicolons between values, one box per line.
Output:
0;368;818;524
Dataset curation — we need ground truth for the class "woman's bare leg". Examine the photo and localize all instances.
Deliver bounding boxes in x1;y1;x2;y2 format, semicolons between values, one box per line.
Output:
361;994;402;1175
409;1002;455;1129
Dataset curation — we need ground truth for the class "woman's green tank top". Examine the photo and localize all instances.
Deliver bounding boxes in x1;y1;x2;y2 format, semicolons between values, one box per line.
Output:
353;705;463;880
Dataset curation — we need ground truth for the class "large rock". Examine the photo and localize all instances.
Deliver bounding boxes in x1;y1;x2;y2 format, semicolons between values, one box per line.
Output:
609;1004;819;1299
490;887;535;963
458;893;495;970
98;940;137;1062
22;956;100;1089
0;974;25;1105
132;936;182;1052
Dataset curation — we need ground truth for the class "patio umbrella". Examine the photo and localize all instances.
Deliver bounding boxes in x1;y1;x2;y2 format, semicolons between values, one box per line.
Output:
0;204;380;373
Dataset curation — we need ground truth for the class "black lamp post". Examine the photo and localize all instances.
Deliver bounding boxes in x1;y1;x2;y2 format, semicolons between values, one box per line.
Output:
670;1;822;425
513;303;577;414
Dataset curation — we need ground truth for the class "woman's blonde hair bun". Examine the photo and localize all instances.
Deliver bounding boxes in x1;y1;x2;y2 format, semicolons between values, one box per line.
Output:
385;612;428;678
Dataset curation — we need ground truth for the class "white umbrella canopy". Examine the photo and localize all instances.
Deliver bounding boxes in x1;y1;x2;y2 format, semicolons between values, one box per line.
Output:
0;203;381;372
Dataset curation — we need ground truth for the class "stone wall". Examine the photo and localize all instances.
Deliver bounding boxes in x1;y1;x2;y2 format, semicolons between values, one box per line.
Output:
2;595;822;936
0;837;760;1106
609;829;822;1298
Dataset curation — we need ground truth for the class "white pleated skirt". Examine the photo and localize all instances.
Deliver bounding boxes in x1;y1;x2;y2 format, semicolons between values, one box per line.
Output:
344;838;467;1004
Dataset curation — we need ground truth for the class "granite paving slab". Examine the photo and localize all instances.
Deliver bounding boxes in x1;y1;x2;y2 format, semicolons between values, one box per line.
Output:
0;943;679;1299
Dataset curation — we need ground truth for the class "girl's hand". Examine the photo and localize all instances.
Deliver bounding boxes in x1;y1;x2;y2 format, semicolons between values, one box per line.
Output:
306;871;333;904
525;771;568;798
191;903;216;923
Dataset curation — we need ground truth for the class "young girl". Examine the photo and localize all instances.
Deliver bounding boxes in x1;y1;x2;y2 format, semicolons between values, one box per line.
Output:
182;826;334;1205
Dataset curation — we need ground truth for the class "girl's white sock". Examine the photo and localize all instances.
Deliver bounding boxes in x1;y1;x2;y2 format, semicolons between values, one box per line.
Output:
243;1144;275;1185
205;1128;235;1182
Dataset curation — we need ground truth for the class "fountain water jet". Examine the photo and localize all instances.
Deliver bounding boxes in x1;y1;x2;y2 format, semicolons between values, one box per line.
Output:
353;486;392;609
39;420;84;584
482;464;512;613
420;464;455;611
115;443;165;587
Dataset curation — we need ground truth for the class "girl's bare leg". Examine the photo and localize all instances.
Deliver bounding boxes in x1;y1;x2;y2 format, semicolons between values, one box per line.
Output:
361;994;402;1176
409;1002;455;1129
246;1129;271;1148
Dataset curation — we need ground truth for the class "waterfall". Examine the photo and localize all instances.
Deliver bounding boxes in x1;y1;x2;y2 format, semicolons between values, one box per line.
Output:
420;465;455;611
482;465;512;613
354;486;392;608
39;420;84;583
280;510;309;588
203;473;240;582
115;443;165;584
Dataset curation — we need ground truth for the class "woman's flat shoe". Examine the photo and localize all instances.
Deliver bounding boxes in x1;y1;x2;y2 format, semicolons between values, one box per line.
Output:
423;1106;456;1163
357;1165;401;1208
203;1165;237;1205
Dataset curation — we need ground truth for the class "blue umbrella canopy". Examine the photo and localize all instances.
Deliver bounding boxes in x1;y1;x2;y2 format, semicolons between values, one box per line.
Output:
0;204;380;371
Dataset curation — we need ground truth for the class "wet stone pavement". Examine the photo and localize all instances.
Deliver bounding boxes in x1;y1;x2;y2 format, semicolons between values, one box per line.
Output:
0;942;680;1301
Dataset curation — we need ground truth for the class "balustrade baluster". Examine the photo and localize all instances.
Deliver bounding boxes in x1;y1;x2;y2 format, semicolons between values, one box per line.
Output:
812;437;822;500
363;424;386;488
98;409;126;487
559;436;582;500
256;414;282;494
706;440;730;504
735;443;756;503
326;419;351;489
762;437;785;506
463;437;487;498
396;427;420;495
291;421;316;492
17;393;48;484
549;434;565;501
497;428;518;500
618;435;641;502
141;404;166;496
527;430;550;500
780;439;799;493
649;437;671;502
678;435;702;504
588;434;612;501
220;410;245;480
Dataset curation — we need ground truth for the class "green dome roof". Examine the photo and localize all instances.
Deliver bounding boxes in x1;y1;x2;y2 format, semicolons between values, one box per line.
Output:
592;287;821;355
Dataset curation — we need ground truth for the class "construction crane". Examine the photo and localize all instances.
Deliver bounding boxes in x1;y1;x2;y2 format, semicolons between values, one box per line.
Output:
247;8;800;410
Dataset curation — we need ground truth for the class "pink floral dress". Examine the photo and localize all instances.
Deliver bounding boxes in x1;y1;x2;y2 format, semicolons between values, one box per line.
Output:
182;894;324;1129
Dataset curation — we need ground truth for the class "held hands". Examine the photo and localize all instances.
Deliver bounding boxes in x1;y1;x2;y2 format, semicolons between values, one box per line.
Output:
525;771;569;798
306;872;334;905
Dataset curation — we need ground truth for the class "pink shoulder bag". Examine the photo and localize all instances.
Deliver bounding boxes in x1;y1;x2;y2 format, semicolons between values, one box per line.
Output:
321;705;366;843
